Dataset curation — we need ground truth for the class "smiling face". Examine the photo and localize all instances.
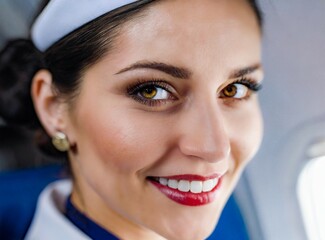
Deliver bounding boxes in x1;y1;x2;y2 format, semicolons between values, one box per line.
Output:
60;0;263;239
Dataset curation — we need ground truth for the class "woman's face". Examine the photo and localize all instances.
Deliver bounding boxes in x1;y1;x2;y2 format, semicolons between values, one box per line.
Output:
64;0;263;239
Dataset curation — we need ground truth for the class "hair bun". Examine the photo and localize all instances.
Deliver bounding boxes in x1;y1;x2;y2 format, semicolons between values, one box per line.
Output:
0;39;45;128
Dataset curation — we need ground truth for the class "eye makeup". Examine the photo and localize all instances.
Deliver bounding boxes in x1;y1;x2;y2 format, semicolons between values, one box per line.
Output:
219;77;262;103
126;79;178;107
125;76;262;108
231;77;262;92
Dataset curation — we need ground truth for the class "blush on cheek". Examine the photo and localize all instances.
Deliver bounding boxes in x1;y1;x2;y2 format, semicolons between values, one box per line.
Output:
228;110;263;168
81;112;160;174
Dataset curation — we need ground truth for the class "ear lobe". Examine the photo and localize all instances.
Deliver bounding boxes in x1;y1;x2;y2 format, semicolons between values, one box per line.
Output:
31;69;65;137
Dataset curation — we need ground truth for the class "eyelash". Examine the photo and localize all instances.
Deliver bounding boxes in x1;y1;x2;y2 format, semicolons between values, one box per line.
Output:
232;77;262;92
126;77;262;107
127;79;176;107
220;77;262;101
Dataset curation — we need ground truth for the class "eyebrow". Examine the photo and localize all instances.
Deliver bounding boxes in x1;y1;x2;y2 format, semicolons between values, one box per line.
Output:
116;61;262;80
115;61;192;79
229;64;262;79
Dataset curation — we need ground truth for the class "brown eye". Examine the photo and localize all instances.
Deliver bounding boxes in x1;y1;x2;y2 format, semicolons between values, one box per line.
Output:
138;86;168;100
141;86;158;99
221;83;248;99
223;85;238;97
127;80;177;107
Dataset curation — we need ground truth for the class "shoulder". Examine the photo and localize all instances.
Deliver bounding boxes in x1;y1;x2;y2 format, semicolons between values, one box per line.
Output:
25;180;90;240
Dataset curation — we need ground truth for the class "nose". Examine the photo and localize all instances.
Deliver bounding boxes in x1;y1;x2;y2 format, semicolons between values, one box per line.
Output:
178;101;230;163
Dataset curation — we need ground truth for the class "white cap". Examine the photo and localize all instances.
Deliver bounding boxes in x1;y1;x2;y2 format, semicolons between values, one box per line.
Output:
31;0;137;51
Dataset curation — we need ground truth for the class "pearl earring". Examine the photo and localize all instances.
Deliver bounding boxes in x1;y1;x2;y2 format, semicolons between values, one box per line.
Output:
52;132;70;152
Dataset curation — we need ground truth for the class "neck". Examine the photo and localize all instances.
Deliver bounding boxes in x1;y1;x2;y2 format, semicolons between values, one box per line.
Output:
70;184;167;240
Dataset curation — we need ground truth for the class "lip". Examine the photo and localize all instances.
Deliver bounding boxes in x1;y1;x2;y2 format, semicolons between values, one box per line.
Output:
148;174;223;206
160;174;221;181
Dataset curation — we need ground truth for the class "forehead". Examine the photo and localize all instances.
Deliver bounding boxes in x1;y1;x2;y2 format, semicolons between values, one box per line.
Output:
106;0;261;78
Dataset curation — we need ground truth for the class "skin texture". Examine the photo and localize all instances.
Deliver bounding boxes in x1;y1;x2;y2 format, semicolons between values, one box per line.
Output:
32;0;263;239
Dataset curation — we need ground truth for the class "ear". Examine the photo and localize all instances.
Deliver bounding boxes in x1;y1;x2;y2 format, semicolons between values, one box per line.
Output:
31;70;67;138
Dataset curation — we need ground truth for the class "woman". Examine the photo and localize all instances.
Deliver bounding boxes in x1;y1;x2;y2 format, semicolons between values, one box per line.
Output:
0;0;263;239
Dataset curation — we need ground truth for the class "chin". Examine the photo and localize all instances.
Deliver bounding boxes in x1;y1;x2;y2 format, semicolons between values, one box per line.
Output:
152;204;222;240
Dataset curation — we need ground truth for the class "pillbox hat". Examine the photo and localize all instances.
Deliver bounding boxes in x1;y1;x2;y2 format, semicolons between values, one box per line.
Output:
31;0;137;51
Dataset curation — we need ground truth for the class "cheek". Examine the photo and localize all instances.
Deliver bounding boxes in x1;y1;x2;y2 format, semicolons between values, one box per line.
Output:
227;101;263;167
80;114;139;172
73;103;168;174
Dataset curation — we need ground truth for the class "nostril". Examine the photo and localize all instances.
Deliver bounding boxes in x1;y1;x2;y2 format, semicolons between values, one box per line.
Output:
177;102;231;162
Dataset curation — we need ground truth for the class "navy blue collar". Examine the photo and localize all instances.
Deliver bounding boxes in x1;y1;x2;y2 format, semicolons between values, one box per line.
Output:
65;196;119;240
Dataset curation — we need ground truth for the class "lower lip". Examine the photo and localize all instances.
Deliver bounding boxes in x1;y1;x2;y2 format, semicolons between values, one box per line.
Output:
149;178;222;206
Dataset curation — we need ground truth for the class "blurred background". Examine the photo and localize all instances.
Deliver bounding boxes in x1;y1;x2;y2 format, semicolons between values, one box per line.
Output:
0;0;325;239
0;0;47;170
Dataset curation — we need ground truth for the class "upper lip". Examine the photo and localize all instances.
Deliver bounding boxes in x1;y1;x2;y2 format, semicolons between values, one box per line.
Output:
149;173;225;181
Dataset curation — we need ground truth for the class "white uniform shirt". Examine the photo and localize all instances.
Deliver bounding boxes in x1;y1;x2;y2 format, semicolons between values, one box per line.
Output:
25;180;91;240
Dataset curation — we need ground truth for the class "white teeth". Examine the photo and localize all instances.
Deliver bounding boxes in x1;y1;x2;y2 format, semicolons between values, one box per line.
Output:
178;180;190;192
203;179;214;192
167;179;178;189
159;177;219;193
213;178;218;186
190;181;203;193
159;178;168;186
